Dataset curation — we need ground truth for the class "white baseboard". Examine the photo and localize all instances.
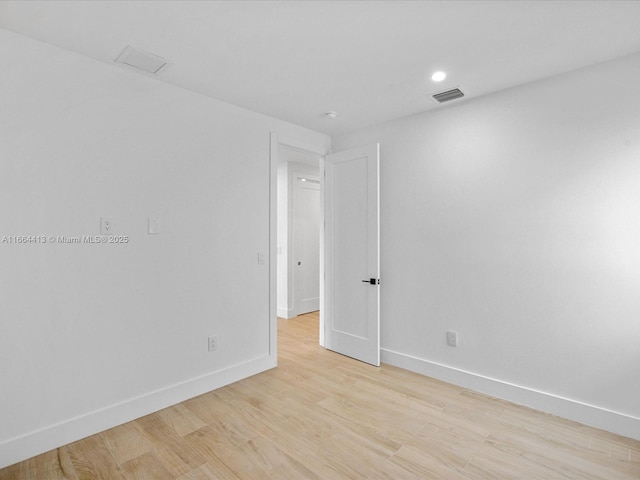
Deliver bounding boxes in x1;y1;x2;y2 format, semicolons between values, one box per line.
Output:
277;307;296;319
0;354;276;469
381;348;640;441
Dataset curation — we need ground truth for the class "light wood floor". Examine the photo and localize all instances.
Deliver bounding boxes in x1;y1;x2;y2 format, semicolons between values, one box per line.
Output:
2;311;639;479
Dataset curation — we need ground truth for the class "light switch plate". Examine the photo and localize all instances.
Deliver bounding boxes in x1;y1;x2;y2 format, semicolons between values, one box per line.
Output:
148;218;160;234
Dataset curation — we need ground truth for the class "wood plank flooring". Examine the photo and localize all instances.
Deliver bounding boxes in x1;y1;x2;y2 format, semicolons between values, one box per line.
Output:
2;311;639;479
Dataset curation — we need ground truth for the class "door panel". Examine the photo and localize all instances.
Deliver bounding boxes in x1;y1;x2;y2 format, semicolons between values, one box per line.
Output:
294;175;320;315
324;144;380;366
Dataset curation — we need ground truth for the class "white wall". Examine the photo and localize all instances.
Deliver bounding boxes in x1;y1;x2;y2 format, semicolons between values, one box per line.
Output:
0;28;329;467
334;53;640;440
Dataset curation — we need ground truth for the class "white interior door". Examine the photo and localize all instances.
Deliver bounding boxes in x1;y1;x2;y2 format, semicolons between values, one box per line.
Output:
324;144;380;366
293;175;320;315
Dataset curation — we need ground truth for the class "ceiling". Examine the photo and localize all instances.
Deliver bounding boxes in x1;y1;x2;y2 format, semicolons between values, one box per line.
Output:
2;1;640;137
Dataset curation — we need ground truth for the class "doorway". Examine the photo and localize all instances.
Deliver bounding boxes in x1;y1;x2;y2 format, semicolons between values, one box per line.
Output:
276;145;321;320
269;134;380;364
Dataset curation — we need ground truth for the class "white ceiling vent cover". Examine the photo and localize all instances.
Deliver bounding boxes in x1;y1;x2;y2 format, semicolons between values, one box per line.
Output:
115;45;169;74
432;88;465;103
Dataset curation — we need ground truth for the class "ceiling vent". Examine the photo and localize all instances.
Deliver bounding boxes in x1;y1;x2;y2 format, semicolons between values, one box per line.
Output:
432;88;465;103
114;45;169;75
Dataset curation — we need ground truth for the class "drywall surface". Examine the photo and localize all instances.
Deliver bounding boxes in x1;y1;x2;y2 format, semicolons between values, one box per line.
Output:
0;28;329;467
334;53;640;439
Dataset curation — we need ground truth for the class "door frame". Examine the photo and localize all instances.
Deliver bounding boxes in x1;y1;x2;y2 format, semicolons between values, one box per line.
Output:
269;133;329;359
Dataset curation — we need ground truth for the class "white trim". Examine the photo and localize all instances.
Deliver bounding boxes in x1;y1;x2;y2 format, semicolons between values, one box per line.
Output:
318;156;325;347
269;133;279;358
0;355;276;469
276;136;327;157
381;348;640;441
277;307;296;319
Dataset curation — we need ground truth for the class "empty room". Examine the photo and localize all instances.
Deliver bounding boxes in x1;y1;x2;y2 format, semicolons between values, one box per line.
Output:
0;1;639;478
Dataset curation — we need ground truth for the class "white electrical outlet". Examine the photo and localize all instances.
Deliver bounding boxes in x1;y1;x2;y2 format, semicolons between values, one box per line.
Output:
100;217;114;234
208;336;218;352
446;331;458;347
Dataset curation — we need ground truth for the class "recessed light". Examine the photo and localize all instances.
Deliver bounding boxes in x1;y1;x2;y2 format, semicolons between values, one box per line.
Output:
431;71;447;82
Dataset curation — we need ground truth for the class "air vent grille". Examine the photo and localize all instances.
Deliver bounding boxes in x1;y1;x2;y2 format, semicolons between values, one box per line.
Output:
115;45;169;75
432;88;465;103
